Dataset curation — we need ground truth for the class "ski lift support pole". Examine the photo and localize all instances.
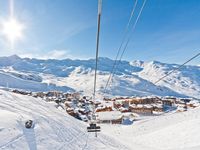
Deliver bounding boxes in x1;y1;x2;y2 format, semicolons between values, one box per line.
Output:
93;0;102;138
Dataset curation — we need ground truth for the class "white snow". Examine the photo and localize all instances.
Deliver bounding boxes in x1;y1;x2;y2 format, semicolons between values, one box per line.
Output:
0;90;128;150
101;106;200;150
0;55;199;99
4;91;199;150
97;111;122;121
0;71;74;92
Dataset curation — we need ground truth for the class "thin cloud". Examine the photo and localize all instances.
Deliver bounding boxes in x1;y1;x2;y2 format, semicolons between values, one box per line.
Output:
19;49;93;60
19;49;72;60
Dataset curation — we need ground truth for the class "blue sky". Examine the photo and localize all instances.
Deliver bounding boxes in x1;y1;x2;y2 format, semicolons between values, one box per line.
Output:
0;0;200;65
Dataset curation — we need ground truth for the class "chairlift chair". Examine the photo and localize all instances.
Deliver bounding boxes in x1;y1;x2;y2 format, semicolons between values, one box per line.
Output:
87;114;100;132
87;123;101;132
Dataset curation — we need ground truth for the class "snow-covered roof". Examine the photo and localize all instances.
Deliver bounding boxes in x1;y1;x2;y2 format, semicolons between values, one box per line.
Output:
188;100;200;107
97;111;122;120
152;103;163;108
119;107;129;111
144;104;153;108
122;112;139;118
137;104;143;108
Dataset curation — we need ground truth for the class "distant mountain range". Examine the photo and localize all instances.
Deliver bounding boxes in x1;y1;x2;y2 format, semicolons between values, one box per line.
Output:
0;55;199;99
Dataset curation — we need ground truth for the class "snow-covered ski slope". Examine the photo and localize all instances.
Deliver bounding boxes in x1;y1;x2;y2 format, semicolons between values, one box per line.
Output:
101;107;200;150
0;90;128;150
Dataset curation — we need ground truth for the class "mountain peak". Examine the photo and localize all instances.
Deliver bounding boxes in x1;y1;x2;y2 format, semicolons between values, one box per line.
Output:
130;60;145;67
8;54;21;60
149;60;162;65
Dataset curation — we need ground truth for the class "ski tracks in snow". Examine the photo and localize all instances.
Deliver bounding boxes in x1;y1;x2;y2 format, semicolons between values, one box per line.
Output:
0;134;24;150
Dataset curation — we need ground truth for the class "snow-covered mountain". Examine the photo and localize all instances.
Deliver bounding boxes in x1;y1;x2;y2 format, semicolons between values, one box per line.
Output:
0;55;199;98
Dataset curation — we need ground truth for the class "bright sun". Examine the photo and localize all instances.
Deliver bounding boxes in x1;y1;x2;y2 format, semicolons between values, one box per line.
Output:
1;18;25;44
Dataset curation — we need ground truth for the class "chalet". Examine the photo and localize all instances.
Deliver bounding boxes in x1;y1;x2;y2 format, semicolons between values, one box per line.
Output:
12;89;31;95
113;99;130;108
93;101;102;108
97;111;122;124
176;106;187;112
63;93;72;99
153;105;163;112
122;100;130;108
32;92;38;98
113;100;123;109
165;96;176;100
175;99;185;105
115;97;126;101
36;92;46;98
122;112;139;125
64;101;73;108
122;112;139;118
187;103;195;108
186;100;200;108
96;106;113;112
66;97;73;102
54;98;61;104
162;99;174;107
46;91;55;97
60;98;66;103
180;98;192;103
72;99;78;105
78;108;88;115
130;97;159;105
66;108;76;116
71;92;81;100
103;97;112;102
129;104;154;114
79;114;88;122
119;107;131;113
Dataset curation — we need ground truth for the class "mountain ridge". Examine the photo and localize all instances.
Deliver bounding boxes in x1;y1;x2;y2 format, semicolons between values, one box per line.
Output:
0;55;199;99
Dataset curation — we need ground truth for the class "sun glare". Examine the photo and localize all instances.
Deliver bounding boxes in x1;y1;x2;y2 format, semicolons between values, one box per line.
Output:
1;18;25;45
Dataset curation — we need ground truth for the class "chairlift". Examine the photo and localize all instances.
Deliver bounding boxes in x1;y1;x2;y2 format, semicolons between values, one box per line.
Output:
87;123;101;132
86;0;102;136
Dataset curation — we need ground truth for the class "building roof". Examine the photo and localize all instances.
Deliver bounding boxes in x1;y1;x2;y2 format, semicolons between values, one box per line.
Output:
97;111;122;121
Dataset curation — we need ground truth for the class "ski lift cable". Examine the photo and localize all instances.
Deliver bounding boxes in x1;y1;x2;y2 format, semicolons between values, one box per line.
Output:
103;0;138;95
127;0;139;28
105;0;147;94
154;52;200;85
100;0;139;138
93;0;102;101
87;0;102;137
112;0;147;79
103;0;139;94
103;0;147;94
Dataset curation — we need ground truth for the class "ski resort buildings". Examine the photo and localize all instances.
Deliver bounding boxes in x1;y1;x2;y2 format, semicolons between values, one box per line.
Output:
10;89;200;124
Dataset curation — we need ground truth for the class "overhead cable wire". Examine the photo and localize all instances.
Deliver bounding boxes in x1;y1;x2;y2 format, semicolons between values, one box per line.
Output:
103;0;147;94
154;52;200;85
103;0;139;94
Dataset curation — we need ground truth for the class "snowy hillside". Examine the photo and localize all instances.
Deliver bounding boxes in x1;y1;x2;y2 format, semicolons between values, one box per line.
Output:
0;70;74;92
101;106;200;150
0;55;199;98
0;90;128;150
1;89;200;150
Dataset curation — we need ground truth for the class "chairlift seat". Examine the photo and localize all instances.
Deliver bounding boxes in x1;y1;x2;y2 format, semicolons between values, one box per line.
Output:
87;123;101;132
